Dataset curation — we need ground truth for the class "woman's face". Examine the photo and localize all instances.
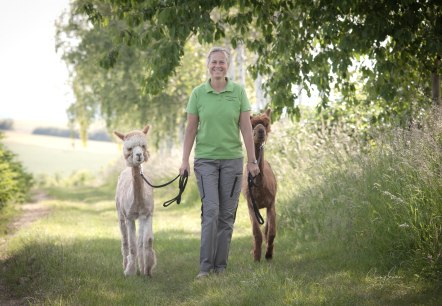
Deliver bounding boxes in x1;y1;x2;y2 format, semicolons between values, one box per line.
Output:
208;51;229;80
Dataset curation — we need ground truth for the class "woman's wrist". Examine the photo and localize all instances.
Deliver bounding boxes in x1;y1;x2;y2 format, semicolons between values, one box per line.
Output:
248;160;258;164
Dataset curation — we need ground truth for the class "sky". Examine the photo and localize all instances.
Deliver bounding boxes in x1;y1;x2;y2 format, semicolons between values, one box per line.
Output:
0;0;73;124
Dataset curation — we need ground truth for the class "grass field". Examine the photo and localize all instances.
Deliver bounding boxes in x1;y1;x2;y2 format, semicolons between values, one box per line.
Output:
1;116;441;305
2;131;121;177
1;184;440;305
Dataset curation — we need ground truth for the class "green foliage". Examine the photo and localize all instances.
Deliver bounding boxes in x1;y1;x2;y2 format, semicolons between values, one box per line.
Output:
57;7;207;146
0;133;33;209
270;106;442;280
36;170;97;189
57;0;442;134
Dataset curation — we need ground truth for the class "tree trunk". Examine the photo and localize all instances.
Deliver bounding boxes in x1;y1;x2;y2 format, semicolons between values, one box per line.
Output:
236;44;246;86
255;73;266;110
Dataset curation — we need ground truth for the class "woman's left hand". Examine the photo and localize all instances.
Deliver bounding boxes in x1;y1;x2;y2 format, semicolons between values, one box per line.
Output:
247;163;260;177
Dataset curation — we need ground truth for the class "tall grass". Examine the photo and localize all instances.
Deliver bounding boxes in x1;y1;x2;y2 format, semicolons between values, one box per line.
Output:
1;111;442;304
268;106;442;280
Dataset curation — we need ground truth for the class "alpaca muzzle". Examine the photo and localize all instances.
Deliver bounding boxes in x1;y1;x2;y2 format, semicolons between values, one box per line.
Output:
130;148;145;165
135;153;143;162
254;124;266;142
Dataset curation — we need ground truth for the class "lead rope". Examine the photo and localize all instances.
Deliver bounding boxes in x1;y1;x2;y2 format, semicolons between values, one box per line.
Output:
248;172;265;225
248;144;265;225
140;166;188;207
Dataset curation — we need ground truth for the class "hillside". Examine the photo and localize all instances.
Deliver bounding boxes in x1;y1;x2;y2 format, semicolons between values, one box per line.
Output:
2;130;121;177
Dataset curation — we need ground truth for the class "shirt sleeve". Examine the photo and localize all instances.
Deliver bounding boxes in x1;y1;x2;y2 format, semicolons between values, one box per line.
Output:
240;86;251;112
186;88;198;114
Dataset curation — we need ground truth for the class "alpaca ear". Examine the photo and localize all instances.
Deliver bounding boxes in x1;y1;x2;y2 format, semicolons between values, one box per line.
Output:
265;108;272;117
142;125;150;134
114;131;125;141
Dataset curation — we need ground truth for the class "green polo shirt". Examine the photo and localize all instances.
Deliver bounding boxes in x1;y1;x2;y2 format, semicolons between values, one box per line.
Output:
186;78;251;159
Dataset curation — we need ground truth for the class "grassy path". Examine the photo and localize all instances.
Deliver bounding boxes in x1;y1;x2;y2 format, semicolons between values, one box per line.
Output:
0;185;440;305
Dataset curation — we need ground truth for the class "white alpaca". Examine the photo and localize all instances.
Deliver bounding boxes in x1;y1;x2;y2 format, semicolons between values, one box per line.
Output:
114;125;156;277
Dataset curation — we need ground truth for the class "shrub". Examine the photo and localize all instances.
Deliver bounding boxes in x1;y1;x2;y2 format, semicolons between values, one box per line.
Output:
0;133;33;209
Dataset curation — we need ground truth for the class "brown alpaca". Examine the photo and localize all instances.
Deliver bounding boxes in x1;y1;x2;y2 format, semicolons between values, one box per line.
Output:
242;108;277;261
114;125;156;277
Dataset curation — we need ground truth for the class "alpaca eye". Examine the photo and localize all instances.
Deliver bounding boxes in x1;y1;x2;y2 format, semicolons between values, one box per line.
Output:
127;147;132;151
142;145;146;149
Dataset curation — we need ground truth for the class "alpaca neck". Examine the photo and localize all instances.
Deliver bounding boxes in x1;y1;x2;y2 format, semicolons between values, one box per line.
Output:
255;143;265;169
132;165;144;204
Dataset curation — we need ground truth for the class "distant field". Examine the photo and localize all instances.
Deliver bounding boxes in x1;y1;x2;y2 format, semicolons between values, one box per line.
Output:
2;131;121;177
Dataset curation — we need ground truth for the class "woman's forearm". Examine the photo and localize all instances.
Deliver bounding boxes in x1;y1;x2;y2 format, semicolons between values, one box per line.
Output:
239;111;256;162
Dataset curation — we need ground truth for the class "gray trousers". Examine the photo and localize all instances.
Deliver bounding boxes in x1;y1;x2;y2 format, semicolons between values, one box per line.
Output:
194;158;243;273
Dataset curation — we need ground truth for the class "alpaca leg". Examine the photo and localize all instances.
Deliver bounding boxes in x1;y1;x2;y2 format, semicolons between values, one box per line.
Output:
144;215;156;276
138;215;156;277
247;200;262;261
118;217;129;271
124;219;137;276
265;205;276;260
145;237;156;277
137;219;145;275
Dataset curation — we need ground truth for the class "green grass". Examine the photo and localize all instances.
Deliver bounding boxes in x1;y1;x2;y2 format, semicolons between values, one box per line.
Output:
0;203;19;238
1;111;441;305
1;185;440;305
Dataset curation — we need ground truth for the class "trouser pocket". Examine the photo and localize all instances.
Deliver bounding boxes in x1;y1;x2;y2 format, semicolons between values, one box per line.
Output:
230;175;242;198
230;176;238;197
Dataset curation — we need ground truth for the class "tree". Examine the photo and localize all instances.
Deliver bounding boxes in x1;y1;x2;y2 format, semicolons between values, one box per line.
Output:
58;0;441;136
57;8;208;145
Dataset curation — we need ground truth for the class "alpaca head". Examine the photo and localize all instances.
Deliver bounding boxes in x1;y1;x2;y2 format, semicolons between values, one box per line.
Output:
250;108;272;145
114;125;150;167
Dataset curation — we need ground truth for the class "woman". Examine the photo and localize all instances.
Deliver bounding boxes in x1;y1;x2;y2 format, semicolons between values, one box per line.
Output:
179;46;260;278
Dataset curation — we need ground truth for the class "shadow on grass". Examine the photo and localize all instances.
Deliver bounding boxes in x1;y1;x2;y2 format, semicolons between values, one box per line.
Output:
2;227;441;306
43;183;199;211
0;231;199;305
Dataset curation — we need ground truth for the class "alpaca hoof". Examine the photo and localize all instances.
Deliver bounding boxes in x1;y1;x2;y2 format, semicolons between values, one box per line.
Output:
253;251;261;262
142;268;152;277
265;253;273;260
124;264;137;276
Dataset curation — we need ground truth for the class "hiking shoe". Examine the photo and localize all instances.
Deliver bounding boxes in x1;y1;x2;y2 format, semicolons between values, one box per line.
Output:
196;271;209;279
214;268;225;275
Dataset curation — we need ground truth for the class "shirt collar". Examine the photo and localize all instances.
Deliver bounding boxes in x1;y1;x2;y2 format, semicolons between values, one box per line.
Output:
205;77;234;93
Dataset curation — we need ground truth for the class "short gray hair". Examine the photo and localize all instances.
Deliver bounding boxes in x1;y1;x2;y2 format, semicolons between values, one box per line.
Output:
206;47;230;66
